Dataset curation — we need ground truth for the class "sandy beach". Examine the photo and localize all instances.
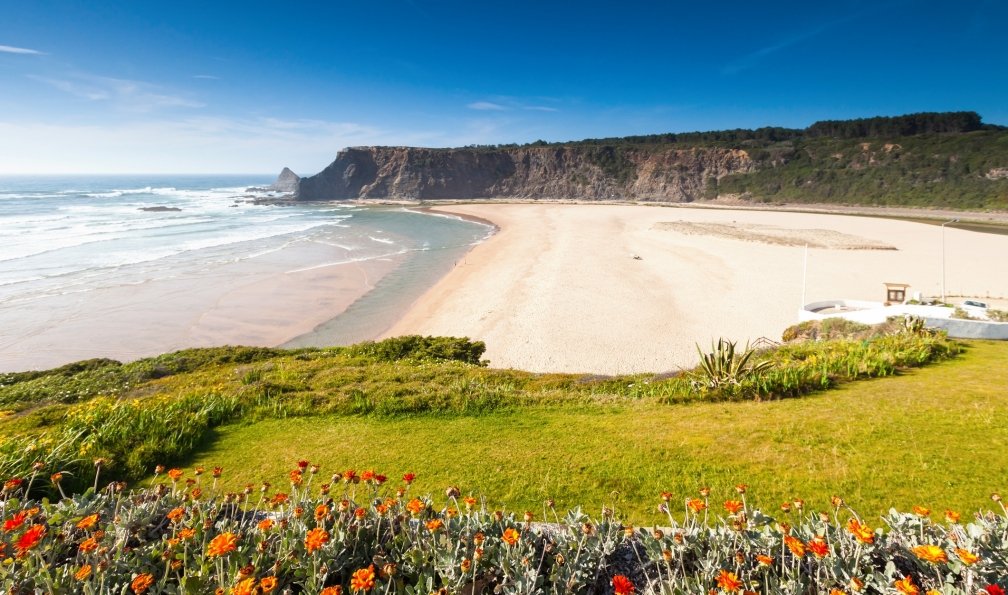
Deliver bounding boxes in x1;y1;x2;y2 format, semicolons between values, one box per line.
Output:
385;203;1008;374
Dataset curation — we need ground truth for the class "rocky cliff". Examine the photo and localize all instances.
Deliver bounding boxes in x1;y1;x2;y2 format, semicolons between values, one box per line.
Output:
295;146;755;201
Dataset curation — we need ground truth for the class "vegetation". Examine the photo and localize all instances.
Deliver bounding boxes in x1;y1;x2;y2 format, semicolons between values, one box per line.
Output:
2;464;1007;594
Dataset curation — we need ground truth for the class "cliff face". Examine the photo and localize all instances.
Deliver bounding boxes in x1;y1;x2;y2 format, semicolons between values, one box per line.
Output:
296;146;755;201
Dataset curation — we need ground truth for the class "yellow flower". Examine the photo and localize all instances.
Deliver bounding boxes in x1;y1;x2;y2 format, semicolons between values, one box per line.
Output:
955;548;979;565
911;544;948;564
894;575;920;595
845;518;874;544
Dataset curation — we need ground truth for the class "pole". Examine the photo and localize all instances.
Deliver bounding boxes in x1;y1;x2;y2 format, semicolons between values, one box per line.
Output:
941;218;959;302
801;243;808;308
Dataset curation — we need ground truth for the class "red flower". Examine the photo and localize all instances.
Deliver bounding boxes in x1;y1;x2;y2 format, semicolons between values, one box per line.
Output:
985;586;1005;595
402;472;416;484
15;524;46;555
3;510;28;533
297;460;310;470
612;574;635;595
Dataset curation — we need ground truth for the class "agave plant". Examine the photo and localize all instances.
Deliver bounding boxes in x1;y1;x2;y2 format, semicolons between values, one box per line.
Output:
692;338;773;390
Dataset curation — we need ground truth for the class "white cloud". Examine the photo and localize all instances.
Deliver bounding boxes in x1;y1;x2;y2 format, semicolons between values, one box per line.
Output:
26;73;204;111
467;101;508;111
0;44;42;55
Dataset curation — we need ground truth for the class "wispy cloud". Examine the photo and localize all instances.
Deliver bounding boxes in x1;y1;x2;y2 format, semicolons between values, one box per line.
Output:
467;101;508;111
27;73;204;111
0;44;43;55
525;105;559;112
193;74;219;80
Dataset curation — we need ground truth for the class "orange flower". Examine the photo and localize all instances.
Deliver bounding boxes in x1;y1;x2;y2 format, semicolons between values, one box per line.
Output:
955;548;979;565
406;498;425;515
784;535;805;558
686;498;707;513
755;554;774;566
893;575;920;595
350;565;376;592
315;504;330;522
232;578;256;595
167;468;183;481
258;518;274;531
289;469;303;486
321;587;344;595
166;507;185;523
15;524;46;555
612;574;635;595
912;544;948;564
716;569;743;592
944;509;961;523
79;535;100;553
460;558;472;573
305;527;330;553
361;470;376;482
354;507;367;520
76;514;99;531
912;505;931;517
426;518;444;532
845;518;875;544
178;528;196;540
807;536;830;558
463;496;477;510
259;576;279;593
131;573;155;594
270;493;289;507
207;532;239;557
502;527;520;546
723;500;743;514
74;564;92;581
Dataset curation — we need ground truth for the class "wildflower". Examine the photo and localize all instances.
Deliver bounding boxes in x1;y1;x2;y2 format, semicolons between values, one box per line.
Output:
77;514;100;531
338;499;350;512
350;565;376;592
652;528;664;540
426;518;444;532
15;524;46;555
944;509;961;523
131;573;155;594
784;535;805;558
190;487;203;500
315;504;330;521
297;460;310;470
582;522;595;536
51;472;63;484
792;498;805;511
167;468;183;481
310;464;321;475
911;544;948;564
661;549;673;562
155;465;165;474
660;491;672;502
612;574;635;595
305;527;330;553
893;575;920;595
270;493;289;507
830;495;844;508
926;591;941;595
321;588;344;595
955;548;979;565
686;498;707;513
257;518;274;531
984;586;1005;595
460;558;472;573
699;486;711;497
289;470;303;486
402;472;416;484
167;507;185;523
380;563;397;578
723;500;743;514
502;527;520;546
716;569;742;592
361;470;376;482
463;496;477;510
3;510;27;532
232;578;256;595
259;577;278;593
845;518;874;544
406;498;425;515
849;577;865;592
3;478;23;493
473;531;485;544
755;554;773;566
780;501;792;513
523;510;534;522
912;505;930;517
79;535;100;553
735;483;748;494
207;532;239;557
354;507;367;520
75;564;92;580
807;536;830;558
178;528;196;540
213;466;223;478
343;469;358;483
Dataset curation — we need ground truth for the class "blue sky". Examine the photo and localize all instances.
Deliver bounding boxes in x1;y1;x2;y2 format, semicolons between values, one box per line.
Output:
1;0;1006;174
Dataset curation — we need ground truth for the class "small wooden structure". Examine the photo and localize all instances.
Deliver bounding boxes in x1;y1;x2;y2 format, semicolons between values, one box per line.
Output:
883;282;910;305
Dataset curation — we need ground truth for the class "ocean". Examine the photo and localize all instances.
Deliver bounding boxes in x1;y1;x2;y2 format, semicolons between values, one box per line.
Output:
0;175;492;369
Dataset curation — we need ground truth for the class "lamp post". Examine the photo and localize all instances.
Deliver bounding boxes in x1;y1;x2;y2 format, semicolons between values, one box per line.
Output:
941;218;959;302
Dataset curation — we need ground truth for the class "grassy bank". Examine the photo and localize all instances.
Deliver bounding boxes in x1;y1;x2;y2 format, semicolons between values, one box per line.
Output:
182;340;1008;523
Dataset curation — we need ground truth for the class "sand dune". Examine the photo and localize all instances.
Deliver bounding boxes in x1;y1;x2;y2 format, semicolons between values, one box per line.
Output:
385;204;1008;374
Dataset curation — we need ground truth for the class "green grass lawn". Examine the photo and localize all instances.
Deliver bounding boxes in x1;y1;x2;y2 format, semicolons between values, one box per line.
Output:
183;340;1008;525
